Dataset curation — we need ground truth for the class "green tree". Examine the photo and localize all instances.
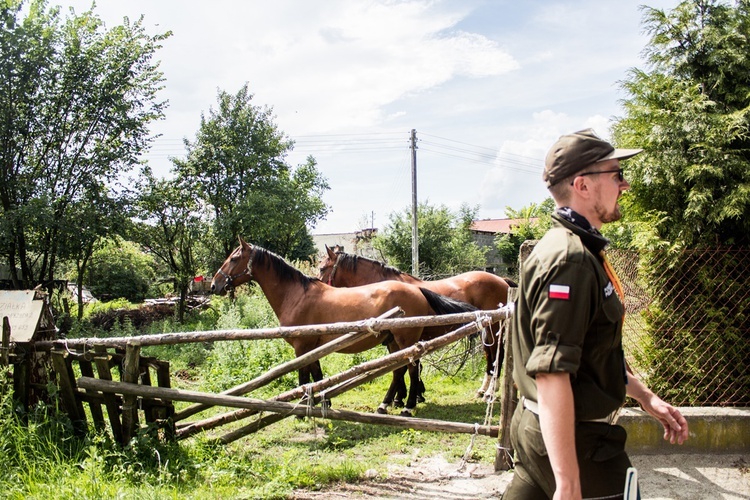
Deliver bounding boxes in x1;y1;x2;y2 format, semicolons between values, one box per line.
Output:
0;1;168;291
56;185;129;319
86;237;156;303
233;157;329;260
174;84;329;260
374;202;486;278
131;169;208;322
611;0;750;405
494;198;554;275
612;0;750;248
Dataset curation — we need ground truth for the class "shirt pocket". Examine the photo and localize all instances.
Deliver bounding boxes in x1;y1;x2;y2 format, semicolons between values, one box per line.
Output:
598;295;624;349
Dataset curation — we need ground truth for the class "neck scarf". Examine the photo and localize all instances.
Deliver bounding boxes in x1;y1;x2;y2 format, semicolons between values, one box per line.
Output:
555;206;604;236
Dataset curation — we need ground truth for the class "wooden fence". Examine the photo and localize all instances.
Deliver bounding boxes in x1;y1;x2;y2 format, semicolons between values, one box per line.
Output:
25;306;515;467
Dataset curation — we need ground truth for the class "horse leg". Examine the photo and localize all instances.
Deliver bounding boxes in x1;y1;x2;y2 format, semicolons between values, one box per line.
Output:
378;367;405;414
393;365;408;408
383;341;407;408
476;346;494;398
298;364;310;387
400;361;421;417
294;363;313;419
484;328;505;402
476;326;496;398
309;360;332;409
393;361;425;407
416;360;426;403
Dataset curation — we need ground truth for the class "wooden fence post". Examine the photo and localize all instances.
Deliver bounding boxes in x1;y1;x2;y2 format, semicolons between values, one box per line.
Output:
121;343;141;444
1;317;9;367
495;292;516;471
495;239;536;471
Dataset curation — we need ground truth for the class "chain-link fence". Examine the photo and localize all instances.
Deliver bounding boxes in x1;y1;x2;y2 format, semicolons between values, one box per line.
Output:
609;247;749;407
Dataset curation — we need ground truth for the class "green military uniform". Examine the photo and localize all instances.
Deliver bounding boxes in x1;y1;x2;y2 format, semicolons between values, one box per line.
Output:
504;210;632;500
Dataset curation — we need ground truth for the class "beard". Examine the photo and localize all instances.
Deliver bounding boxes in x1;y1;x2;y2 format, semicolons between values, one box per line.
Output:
594;199;623;224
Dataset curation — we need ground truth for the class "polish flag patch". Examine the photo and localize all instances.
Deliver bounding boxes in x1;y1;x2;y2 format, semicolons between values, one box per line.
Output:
549;284;571;300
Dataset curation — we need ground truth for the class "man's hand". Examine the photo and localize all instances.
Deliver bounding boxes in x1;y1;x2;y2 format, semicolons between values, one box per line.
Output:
626;372;689;444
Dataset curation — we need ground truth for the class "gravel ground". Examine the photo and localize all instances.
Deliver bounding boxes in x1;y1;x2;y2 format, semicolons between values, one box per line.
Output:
293;453;750;499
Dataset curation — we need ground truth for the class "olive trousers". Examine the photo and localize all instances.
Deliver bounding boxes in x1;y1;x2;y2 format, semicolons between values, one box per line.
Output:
503;404;636;500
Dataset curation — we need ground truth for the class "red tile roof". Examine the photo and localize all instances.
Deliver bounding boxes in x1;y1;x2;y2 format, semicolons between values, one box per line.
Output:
471;218;539;234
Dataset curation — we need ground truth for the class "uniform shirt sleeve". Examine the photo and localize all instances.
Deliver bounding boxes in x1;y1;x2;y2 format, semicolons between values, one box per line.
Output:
525;260;598;377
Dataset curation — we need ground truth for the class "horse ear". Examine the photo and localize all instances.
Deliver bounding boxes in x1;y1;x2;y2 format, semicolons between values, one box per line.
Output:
326;245;336;259
239;236;250;249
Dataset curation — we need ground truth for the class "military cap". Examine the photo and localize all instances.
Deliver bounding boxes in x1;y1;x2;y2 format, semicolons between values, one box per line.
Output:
544;129;642;187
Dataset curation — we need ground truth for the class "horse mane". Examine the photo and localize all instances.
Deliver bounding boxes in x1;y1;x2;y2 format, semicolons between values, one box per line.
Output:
337;253;406;279
253;246;320;290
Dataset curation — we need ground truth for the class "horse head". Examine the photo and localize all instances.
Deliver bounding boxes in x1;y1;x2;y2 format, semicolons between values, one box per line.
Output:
317;245;341;285
211;236;254;294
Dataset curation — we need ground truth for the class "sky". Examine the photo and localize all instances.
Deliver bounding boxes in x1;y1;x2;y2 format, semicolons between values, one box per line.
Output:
55;0;682;234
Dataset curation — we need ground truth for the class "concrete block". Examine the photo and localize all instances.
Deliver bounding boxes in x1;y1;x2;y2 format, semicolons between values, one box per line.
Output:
620;407;750;454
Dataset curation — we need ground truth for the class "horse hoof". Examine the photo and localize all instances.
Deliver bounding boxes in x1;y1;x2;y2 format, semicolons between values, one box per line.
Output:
416;395;425;404
400;408;415;417
376;407;388;415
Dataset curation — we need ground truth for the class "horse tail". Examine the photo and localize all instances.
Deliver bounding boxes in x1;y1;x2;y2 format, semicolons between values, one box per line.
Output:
503;277;518;288
419;287;478;315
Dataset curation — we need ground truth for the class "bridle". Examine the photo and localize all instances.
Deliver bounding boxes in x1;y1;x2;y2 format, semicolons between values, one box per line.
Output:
326;252;344;286
217;248;254;290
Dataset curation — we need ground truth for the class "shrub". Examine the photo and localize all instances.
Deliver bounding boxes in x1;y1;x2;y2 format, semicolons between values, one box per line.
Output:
86;238;157;303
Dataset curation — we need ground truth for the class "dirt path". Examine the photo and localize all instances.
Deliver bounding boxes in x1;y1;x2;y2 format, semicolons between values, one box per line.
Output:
294;454;750;499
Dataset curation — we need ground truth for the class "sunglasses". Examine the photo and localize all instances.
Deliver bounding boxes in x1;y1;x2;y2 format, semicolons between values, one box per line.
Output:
570;168;625;185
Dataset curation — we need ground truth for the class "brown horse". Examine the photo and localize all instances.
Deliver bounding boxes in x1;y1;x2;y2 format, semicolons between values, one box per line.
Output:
211;237;475;415
318;246;516;400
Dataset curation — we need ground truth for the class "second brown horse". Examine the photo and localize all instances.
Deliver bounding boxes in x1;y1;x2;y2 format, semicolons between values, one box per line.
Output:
318;246;516;400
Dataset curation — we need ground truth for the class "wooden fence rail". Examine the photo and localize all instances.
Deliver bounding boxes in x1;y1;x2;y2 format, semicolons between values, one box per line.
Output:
38;306;512;450
77;377;499;438
34;309;506;350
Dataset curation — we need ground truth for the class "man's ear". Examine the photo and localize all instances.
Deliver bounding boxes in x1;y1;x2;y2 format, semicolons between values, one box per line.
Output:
571;176;591;198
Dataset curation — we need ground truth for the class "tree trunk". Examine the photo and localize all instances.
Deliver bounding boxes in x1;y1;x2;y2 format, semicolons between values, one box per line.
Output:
178;282;188;323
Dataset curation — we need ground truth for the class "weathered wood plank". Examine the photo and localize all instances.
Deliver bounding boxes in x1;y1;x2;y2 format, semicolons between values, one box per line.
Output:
93;345;124;444
121;344;141;444
77;377;498;438
78;359;105;431
50;349;87;436
35;308;509;350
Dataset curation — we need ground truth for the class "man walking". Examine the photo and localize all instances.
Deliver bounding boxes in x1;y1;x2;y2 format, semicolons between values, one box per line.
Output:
503;129;689;499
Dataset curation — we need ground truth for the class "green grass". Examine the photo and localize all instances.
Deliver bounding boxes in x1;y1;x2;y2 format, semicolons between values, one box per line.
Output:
1;289;503;499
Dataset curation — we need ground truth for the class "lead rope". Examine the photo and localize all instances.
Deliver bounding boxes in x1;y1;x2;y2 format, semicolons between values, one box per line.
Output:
601;250;627;425
484;319;503;401
600;250;625;321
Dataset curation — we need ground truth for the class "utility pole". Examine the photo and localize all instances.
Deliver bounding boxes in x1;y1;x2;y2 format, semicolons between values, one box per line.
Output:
410;129;419;277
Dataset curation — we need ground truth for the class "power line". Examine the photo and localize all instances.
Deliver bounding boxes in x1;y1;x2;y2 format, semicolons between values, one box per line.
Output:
139;131;545;175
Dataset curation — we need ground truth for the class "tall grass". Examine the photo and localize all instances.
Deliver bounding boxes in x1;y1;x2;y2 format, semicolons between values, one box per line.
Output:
1;286;498;498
